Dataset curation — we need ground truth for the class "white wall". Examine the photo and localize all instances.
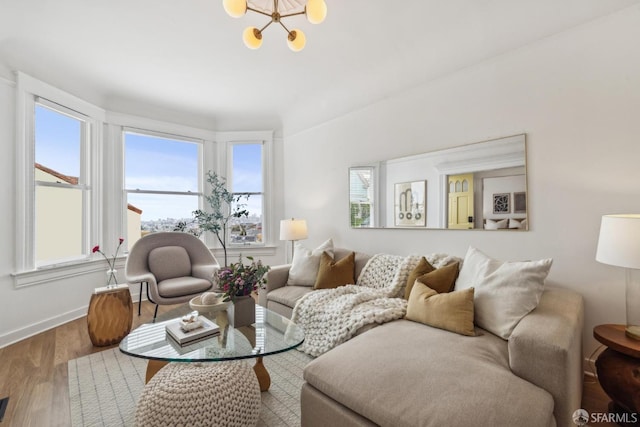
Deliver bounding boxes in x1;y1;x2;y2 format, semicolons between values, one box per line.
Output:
283;6;640;358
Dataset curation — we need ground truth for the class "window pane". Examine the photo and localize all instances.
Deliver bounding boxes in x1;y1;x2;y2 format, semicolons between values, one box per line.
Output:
230;195;263;244
125;133;199;192
349;168;374;227
126;193;199;250
232;144;262;193
35;104;81;180
35;186;83;263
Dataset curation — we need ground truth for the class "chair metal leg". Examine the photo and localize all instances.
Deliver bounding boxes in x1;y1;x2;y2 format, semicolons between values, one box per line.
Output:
153;304;159;321
138;282;143;316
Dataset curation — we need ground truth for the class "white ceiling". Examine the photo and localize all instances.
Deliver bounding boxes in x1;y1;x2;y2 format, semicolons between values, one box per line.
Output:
1;0;638;136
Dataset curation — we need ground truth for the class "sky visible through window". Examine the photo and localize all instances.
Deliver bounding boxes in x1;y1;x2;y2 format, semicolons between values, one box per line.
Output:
35;104;81;177
125;132;199;221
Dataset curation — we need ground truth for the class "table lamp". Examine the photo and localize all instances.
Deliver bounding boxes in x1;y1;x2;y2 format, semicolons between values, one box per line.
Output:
596;214;640;340
280;218;308;262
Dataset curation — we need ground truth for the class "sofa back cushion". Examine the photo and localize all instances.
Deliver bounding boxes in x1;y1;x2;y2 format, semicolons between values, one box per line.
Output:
149;246;191;282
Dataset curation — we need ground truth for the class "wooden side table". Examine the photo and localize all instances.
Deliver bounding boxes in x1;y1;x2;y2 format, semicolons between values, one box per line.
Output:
593;324;640;423
87;284;133;347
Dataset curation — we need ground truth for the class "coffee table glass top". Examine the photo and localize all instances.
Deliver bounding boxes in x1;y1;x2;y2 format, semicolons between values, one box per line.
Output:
119;304;304;362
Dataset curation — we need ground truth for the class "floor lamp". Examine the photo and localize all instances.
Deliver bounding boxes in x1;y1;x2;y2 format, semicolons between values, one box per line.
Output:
596;214;640;340
280;218;308;263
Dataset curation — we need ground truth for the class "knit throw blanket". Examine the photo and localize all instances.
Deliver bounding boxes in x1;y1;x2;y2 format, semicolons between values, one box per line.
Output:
291;253;459;357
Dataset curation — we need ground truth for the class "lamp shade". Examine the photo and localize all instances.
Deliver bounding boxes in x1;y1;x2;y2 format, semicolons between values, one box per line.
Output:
243;27;263;49
223;0;247;17
280;219;308;241
306;0;327;24
287;29;306;52
596;214;640;269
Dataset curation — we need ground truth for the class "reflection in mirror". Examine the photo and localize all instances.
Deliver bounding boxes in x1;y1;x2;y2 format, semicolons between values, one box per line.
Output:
349;134;527;230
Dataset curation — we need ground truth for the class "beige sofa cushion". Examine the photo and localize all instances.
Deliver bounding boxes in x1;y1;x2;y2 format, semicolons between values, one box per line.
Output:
267;285;313;308
304;320;555;427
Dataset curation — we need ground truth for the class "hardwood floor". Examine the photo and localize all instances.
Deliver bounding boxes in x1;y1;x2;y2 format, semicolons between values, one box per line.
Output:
0;303;617;426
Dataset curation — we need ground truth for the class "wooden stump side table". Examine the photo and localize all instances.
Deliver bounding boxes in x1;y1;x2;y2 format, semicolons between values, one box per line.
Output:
593;324;640;423
87;284;133;347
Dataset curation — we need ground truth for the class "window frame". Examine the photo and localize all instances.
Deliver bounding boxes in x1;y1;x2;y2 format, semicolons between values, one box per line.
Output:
14;72;105;283
122;127;204;248
216;132;274;253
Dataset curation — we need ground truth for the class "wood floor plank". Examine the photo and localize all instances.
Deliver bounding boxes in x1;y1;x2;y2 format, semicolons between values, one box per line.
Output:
0;300;616;426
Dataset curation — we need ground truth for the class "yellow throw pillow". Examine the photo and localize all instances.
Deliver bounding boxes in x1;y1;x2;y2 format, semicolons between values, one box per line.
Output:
406;281;475;336
314;251;356;290
404;257;436;299
414;261;460;294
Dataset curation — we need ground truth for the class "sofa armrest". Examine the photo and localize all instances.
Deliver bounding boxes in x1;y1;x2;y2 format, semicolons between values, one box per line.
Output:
508;287;584;427
258;264;291;307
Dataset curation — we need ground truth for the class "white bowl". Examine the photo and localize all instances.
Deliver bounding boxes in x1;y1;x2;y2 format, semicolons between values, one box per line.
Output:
189;295;230;313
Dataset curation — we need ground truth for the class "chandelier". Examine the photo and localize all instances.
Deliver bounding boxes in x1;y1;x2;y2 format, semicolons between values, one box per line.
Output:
222;0;327;52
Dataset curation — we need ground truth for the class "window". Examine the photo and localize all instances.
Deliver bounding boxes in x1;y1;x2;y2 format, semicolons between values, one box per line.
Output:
124;130;202;251
34;99;90;265
229;143;264;245
349;167;375;227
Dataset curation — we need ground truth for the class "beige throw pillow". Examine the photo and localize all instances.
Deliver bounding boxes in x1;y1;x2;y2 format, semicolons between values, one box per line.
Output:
314;252;356;290
406;281;475;336
287;238;334;286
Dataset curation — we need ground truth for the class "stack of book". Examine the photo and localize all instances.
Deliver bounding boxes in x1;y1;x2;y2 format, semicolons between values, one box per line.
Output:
166;315;220;346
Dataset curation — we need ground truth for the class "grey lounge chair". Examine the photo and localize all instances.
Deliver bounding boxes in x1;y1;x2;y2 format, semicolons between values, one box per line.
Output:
125;232;219;319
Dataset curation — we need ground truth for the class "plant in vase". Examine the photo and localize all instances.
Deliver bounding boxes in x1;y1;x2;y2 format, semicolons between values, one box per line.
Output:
174;171;250;267
92;238;124;287
219;255;270;301
218;255;270;327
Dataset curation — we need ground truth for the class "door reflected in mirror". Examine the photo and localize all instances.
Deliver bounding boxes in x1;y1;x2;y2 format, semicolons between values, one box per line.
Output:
349;134;528;231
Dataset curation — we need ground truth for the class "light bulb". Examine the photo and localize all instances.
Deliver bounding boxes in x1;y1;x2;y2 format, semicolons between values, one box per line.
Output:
223;0;247;18
243;27;263;49
305;0;327;24
287;29;306;52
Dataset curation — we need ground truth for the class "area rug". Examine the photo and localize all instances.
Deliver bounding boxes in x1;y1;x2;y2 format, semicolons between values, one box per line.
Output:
68;348;313;427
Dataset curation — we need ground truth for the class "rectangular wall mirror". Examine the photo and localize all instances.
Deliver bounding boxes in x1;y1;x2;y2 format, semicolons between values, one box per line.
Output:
349;134;528;230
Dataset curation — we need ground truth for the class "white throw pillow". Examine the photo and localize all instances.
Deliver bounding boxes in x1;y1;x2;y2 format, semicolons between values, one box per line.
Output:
485;219;508;230
287;238;334;286
455;246;552;339
508;218;522;229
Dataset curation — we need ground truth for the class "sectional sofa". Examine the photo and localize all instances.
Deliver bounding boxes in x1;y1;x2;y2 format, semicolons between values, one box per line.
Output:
258;247;584;427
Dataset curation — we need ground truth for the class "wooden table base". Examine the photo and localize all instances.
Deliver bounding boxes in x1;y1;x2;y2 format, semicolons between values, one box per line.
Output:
595;348;640;417
145;357;271;391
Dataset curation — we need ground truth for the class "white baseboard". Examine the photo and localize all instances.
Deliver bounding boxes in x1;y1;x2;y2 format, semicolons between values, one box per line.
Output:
0;290;148;349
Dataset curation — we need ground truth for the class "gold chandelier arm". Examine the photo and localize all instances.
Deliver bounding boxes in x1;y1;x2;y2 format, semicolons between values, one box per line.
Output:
259;20;274;33
278;20;292;35
279;11;305;18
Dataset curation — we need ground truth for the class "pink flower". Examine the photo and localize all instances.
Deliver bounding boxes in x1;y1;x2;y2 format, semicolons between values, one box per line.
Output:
119;238;124;244
92;245;100;253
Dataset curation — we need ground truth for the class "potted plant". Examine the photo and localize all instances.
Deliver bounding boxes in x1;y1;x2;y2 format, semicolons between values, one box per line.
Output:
218;255;269;327
175;171;249;266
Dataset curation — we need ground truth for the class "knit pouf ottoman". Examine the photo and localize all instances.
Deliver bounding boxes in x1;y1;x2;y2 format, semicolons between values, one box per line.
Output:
135;361;261;427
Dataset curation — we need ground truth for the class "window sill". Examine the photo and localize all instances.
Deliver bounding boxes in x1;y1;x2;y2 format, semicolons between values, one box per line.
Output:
211;245;277;259
12;257;126;289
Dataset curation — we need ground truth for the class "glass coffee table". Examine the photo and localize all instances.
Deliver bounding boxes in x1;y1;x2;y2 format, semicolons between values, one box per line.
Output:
119;303;304;391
